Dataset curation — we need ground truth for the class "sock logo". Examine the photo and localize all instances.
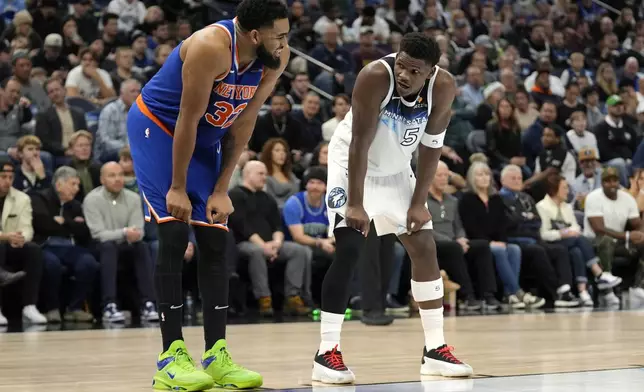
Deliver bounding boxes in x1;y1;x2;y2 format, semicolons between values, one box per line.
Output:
215;305;229;310
161;312;165;322
170;304;184;309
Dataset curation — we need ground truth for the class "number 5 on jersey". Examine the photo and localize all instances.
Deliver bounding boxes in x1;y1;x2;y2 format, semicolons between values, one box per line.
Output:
205;101;248;128
401;128;420;146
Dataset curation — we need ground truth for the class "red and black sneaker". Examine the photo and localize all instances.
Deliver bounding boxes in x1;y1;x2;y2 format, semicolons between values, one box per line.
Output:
311;345;355;384
420;344;473;377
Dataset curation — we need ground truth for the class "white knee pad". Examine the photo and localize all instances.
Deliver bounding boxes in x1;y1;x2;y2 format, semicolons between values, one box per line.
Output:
411;278;443;302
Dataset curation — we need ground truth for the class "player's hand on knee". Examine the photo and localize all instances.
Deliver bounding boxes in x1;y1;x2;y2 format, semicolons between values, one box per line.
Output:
166;188;192;222
207;191;234;224
406;204;431;235
345;205;370;237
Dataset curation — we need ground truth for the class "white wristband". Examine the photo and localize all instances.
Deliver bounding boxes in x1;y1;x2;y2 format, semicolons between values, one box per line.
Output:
626;231;630;250
420;130;446;148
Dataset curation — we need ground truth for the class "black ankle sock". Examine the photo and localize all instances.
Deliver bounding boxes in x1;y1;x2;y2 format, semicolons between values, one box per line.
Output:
156;221;190;352
194;225;230;351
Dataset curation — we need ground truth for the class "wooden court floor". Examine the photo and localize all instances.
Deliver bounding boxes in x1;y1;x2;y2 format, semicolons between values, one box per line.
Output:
1;310;644;391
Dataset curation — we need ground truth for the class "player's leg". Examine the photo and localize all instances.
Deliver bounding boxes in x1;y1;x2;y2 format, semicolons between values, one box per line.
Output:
398;230;473;377
126;103;213;391
187;162;262;390
312;215;364;384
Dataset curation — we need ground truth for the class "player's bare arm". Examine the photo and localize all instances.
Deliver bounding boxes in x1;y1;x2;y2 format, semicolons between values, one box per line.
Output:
213;47;290;196
407;69;456;233
345;62;391;235
172;29;232;191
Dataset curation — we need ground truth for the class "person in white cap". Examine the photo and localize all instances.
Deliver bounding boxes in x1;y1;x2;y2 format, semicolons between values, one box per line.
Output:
32;34;71;76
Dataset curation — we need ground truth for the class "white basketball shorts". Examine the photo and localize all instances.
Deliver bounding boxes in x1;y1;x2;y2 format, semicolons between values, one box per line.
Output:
325;160;433;237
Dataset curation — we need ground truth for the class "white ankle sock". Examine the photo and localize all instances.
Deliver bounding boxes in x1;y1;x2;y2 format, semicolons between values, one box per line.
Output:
419;307;445;350
319;311;344;353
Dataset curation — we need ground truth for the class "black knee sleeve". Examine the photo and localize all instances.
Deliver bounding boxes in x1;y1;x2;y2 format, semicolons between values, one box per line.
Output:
321;226;366;314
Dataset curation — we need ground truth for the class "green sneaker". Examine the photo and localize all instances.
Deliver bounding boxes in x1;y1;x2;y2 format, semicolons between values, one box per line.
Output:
153;340;214;391
201;339;263;389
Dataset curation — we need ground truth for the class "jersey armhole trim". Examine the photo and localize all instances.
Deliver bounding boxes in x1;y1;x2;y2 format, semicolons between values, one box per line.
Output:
209;24;233;81
426;66;440;111
377;59;395;111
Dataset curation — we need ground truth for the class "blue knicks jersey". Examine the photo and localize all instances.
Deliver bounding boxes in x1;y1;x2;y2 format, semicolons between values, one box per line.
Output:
141;18;264;148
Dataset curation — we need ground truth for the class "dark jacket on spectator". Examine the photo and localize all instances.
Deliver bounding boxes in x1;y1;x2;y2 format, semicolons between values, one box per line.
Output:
309;43;353;80
250;112;305;154
228;185;283;244
522;118;549;170
458;192;508;242
35;106;87;156
0;104;33;151
30;187;91;246
486;120;522;170
31;50;72;76
594;117;639;162
499;188;542;240
13;167;52;195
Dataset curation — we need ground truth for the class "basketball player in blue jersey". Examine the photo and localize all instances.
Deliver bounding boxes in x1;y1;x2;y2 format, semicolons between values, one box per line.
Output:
126;0;289;390
311;33;474;384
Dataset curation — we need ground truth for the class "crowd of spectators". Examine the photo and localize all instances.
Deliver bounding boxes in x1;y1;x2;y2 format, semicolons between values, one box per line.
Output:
4;0;644;327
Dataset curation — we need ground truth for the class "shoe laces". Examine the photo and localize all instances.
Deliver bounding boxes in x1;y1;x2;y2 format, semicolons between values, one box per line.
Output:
436;345;463;364
219;347;244;370
174;348;197;372
322;345;347;371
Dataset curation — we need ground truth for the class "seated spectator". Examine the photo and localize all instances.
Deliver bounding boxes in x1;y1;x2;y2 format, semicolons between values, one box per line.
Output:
0;157;46;325
119;147;137;193
595;95;638;186
572;147;603;212
13;135;52;195
595;62;619;103
4;11;43;52
523;102;559;170
83;162;157;323
67;131;101;201
109;47;147;93
0;78;34;159
107;0;146;34
583;86;604;130
499;165;581;308
35;78;88;162
283;167;334;291
473;82;504;132
31;34;72;76
459;161;545;309
12;53;51;112
287;72;310;107
31;167;98;323
249;92;303;155
485;98;528;176
65;48;116;106
560;52;593;87
530;68;561;108
523;58;565;98
537;173;623;307
529;125;577;200
514;88;540;132
292;92;324;152
565;111;598;157
460;66;484;112
322;94;350;142
61;17;84;67
260;138;300;209
628;168;644;215
428;161;500;311
309;24;353;94
95;79;141;162
144;44;172;81
229;161;312;317
556;82;586;130
131;30;153;71
228;145;254;191
584;167;644;305
351;26;387;74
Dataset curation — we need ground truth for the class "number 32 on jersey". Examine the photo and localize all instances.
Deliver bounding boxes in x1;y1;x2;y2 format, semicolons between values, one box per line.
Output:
205;101;247;129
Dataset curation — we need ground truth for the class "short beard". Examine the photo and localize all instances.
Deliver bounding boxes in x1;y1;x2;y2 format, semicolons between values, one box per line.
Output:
257;43;281;70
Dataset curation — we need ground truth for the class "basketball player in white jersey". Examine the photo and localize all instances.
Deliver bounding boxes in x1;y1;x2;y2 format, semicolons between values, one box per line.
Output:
311;33;473;384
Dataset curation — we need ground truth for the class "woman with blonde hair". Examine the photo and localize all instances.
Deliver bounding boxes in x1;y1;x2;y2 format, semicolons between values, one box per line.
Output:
458;162;545;309
595;62;618;102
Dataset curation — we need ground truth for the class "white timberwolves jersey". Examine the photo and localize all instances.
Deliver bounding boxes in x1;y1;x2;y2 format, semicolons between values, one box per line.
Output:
329;53;440;176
